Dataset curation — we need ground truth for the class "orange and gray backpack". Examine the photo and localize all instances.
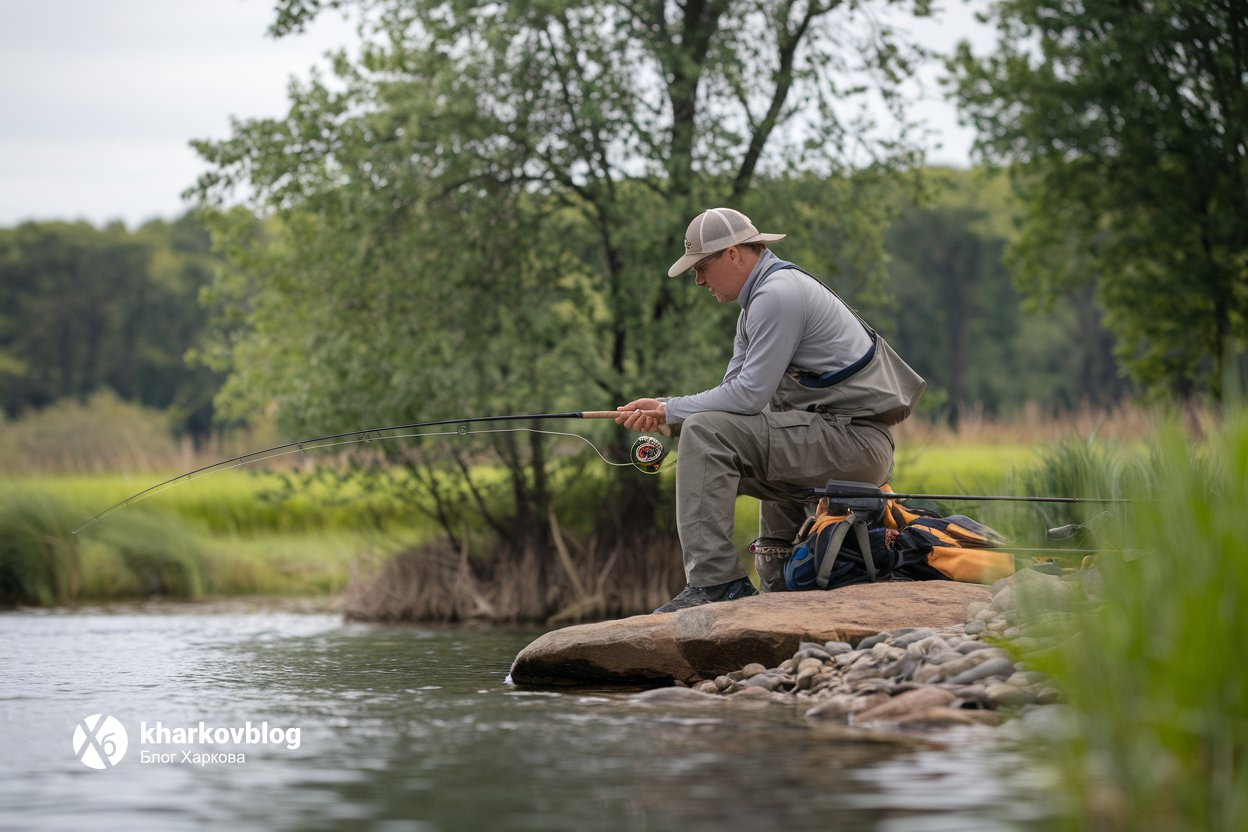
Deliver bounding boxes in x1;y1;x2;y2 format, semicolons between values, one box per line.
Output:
782;482;1015;591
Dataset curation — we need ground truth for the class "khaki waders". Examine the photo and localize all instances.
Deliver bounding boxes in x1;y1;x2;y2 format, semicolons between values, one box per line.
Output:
674;376;895;587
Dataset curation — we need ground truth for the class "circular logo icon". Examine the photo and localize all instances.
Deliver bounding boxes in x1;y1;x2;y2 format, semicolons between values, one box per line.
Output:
73;714;128;770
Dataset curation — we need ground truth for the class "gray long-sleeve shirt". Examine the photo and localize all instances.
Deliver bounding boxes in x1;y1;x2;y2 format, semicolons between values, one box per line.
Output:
664;250;873;425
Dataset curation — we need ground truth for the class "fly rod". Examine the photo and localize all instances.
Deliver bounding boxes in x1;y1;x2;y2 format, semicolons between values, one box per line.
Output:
812;480;1131;505
72;411;664;534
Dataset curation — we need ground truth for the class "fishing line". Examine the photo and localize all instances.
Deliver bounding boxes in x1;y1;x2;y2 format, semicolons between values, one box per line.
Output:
71;423;669;534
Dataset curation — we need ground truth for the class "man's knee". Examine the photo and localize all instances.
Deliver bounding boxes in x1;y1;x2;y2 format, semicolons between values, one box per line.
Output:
678;412;770;478
680;410;759;442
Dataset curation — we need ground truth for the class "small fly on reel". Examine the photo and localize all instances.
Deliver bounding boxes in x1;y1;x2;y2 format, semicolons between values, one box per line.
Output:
629;435;667;473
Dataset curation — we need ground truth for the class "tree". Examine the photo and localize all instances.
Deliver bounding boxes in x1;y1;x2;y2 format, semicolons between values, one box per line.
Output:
0;218;221;433
884;168;1128;419
191;0;933;554
950;0;1248;400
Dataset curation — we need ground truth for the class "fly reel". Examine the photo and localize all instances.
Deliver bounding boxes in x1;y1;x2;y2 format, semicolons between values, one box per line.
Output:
629;435;667;473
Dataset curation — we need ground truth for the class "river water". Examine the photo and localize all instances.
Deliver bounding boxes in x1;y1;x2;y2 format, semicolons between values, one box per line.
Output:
0;603;1062;831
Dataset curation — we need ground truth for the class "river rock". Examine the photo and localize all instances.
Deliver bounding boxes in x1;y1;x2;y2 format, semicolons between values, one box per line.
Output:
631;686;724;705
509;582;992;686
945;656;1017;685
852;687;957;723
894;707;1006;728
986;682;1036;707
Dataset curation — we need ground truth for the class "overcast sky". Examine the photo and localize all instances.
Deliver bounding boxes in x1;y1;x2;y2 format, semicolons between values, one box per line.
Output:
0;0;994;229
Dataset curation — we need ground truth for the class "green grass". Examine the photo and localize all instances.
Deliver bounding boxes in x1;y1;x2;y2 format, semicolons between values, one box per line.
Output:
0;438;1073;606
17;470;443;536
0;475;404;605
1012;413;1247;831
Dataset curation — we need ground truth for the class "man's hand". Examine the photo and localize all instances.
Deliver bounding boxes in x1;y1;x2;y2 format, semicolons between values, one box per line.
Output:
615;398;671;436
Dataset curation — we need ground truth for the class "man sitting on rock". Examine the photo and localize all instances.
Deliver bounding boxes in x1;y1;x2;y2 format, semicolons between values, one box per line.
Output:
616;207;924;613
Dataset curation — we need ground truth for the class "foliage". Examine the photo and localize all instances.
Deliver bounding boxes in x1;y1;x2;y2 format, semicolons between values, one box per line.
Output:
1039;412;1248;830
950;0;1248;399
0;216;223;433
0;491;81;605
188;0;935;549
87;510;207;599
0;390;181;473
885;168;1129;420
0;484;361;604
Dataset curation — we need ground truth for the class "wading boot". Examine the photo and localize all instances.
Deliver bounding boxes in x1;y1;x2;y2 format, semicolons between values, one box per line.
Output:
653;577;758;614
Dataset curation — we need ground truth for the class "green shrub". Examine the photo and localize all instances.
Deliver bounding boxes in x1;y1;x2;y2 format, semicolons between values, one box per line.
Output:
0;391;181;473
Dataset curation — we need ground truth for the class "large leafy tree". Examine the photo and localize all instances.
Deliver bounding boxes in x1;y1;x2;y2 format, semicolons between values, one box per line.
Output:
950;0;1248;399
191;0;932;548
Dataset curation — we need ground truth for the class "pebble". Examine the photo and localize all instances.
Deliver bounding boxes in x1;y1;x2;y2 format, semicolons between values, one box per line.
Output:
633;686;724;704
889;628;937;647
857;632;890;650
797;657;824;674
740;672;789;692
853;686;956;723
986;682;1036;707
922;649;966;666
796;641;832;661
668;569;1086;733
946;656;1017;686
740;663;767;679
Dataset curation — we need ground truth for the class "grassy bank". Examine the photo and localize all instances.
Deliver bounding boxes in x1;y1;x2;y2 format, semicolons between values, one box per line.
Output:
0;435;1072;608
0;484;372;604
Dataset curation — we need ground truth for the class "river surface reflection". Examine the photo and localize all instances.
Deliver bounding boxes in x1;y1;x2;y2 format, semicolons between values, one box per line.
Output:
0;602;1061;830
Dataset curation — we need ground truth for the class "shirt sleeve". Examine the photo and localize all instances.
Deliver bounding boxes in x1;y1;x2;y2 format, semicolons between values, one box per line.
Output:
664;281;804;424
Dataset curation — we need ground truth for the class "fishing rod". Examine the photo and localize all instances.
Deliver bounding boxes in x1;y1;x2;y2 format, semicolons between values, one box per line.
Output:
71;411;668;534
812;480;1129;550
811;480;1131;505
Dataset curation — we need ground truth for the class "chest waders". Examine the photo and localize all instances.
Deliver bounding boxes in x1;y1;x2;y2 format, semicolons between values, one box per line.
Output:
746;260;926;591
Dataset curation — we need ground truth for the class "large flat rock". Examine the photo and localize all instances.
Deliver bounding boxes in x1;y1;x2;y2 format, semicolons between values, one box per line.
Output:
509;581;990;686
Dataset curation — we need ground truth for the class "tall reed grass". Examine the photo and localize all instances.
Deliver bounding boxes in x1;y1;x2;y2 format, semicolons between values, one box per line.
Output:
0;492;81;605
1027;410;1247;831
0;486;360;605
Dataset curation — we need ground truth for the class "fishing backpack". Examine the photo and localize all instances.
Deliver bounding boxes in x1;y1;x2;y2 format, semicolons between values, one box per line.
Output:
782;484;1015;591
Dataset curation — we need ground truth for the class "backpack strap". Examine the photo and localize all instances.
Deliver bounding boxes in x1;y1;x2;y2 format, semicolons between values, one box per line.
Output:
814;520;854;590
854;520;877;582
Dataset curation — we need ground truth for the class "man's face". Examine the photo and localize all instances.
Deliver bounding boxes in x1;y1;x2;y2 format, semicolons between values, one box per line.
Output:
692;246;746;303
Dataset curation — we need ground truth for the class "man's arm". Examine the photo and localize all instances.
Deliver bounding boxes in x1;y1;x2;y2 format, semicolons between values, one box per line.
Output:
662;281;804;424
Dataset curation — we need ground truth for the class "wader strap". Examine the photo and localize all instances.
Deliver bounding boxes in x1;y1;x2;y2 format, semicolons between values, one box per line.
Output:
756;259;875;387
795;339;877;388
815;521;854;590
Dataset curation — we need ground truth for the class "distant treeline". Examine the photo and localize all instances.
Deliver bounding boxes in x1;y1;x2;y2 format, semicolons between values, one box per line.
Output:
0;216;222;435
0;168;1128;438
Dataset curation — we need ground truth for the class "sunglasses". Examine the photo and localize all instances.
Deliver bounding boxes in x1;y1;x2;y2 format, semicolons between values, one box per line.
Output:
691;248;726;277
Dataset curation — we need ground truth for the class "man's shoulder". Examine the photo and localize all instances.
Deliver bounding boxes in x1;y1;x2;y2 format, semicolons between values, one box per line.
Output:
754;266;825;302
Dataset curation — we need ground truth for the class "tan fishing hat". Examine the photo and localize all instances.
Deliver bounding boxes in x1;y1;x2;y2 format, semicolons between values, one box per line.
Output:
667;208;786;277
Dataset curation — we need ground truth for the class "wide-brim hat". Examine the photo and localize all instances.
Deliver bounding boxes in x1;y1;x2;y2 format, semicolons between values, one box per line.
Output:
667;208;786;277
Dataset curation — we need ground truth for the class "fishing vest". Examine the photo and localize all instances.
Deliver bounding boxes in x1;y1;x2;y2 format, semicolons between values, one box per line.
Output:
749;260;926;425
